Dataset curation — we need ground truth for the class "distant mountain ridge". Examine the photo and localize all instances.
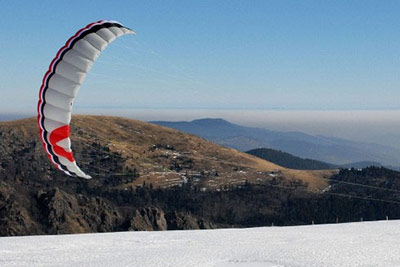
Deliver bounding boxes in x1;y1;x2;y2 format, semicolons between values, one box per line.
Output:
0;114;30;121
246;148;385;170
246;148;336;170
151;118;400;166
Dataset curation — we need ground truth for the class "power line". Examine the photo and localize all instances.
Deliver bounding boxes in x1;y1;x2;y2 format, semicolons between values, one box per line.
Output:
262;182;400;205
321;176;400;194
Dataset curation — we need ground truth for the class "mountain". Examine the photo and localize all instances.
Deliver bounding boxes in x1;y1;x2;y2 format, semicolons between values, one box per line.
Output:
247;148;336;170
3;116;399;237
247;148;387;170
0;114;30;121
151;118;400;166
0;116;335;236
0;116;331;190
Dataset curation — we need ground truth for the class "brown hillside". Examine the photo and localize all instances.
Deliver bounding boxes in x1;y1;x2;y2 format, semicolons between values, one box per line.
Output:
0;115;339;235
0;116;335;190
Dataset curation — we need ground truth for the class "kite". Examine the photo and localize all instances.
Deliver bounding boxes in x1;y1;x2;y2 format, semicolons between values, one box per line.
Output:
37;20;135;179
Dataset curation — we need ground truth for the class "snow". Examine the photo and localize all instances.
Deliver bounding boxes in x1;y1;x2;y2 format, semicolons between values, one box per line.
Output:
1;220;400;267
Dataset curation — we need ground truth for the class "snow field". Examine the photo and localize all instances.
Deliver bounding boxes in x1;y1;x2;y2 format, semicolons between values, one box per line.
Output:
0;220;399;267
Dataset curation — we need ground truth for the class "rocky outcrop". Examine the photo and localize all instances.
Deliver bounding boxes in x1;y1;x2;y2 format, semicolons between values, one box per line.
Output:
0;182;213;236
128;207;167;231
165;211;213;230
127;208;213;231
0;181;39;236
37;188;123;234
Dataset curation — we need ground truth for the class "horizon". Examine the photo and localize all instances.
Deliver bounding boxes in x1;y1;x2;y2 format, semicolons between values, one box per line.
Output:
2;108;400;150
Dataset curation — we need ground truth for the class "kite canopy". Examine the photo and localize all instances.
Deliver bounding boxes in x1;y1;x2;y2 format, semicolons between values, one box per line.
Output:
37;20;135;179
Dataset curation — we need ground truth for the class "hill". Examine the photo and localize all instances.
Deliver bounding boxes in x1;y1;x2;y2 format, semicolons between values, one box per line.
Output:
151;118;400;166
247;148;336;170
0;116;335;236
0;116;331;190
1;220;399;266
247;148;385;170
3;116;400;237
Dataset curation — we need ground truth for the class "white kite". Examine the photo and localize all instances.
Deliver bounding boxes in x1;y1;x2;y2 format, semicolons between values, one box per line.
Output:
37;20;135;179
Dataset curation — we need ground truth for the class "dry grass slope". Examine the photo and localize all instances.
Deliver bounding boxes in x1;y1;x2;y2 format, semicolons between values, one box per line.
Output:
0;115;336;190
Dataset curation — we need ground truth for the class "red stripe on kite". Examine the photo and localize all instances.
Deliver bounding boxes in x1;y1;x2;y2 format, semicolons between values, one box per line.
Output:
49;125;74;162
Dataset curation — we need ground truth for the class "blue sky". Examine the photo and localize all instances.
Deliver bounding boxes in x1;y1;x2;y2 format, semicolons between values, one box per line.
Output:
1;0;400;114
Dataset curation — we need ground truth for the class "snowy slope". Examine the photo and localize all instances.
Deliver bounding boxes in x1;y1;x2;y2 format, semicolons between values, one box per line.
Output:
1;221;399;267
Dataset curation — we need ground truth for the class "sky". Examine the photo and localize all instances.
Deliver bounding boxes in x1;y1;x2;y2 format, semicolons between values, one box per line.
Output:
1;1;400;145
1;0;400;112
